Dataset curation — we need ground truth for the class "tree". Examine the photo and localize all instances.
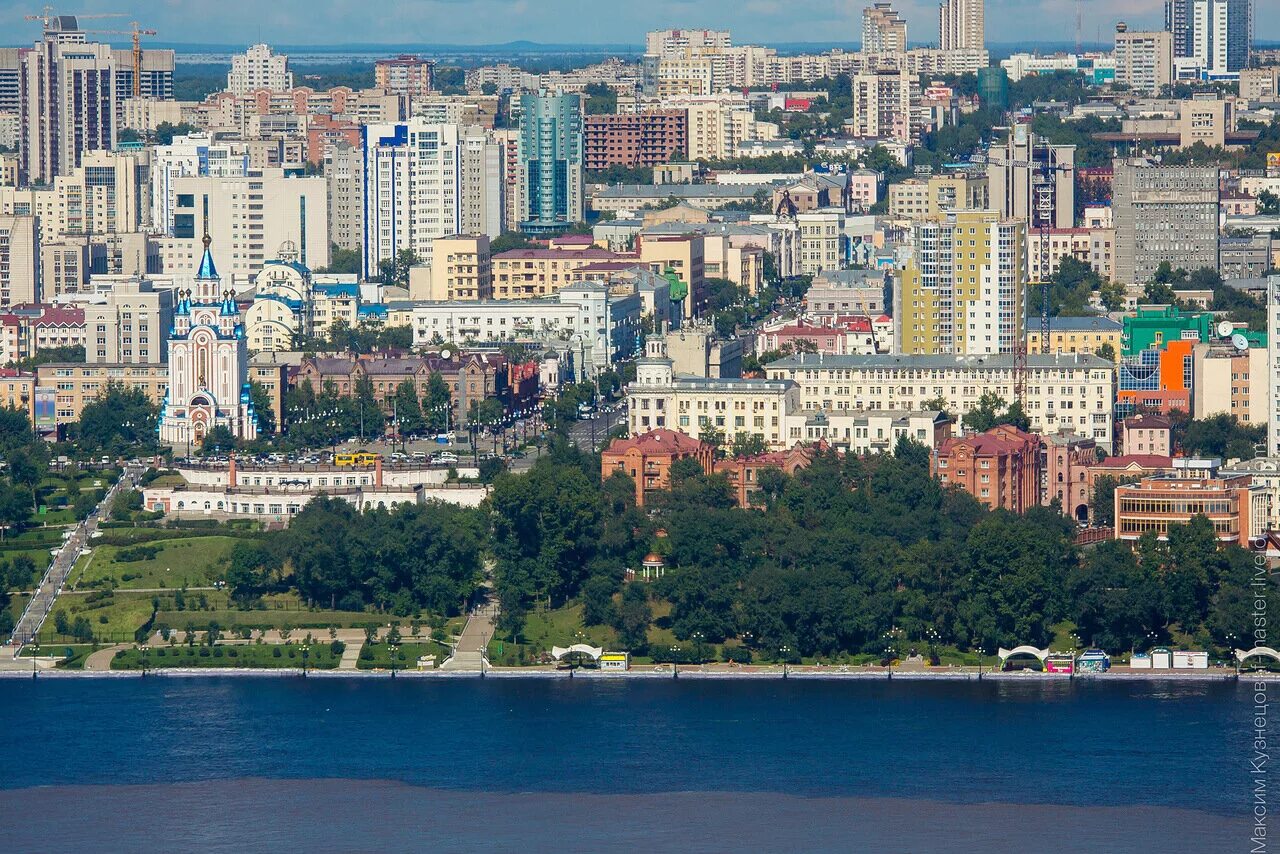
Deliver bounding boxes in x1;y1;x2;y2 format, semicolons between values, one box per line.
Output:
201;426;237;455
110;489;143;521
378;248;420;288
582;574;618;626
1096;342;1116;362
391;379;425;436
75;382;159;454
615;583;652;652
318;244;361;276
961;392;1030;433
425;372;452;432
154;121;199;145
247;380;276;435
730;433;768;459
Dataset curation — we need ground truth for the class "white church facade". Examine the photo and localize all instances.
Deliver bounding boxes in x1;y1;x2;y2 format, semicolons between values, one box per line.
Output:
158;236;259;446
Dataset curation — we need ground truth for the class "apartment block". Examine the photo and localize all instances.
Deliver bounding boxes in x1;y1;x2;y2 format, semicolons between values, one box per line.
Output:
895;210;1026;356
583;111;688;169
1112;158;1218;285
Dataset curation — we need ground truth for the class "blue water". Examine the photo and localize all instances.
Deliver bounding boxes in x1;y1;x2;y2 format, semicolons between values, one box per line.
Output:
0;677;1250;852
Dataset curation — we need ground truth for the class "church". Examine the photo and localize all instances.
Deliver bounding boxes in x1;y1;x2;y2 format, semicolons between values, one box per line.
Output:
158;235;258;446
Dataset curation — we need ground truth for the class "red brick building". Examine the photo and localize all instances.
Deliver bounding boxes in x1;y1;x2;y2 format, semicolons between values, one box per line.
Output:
714;444;816;508
584;111;688;170
601;429;714;506
932;425;1042;513
1043;429;1097;523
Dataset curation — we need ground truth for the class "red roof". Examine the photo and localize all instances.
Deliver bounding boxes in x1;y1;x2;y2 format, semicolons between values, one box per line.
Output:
939;425;1039;456
606;428;707;455
1091;454;1173;469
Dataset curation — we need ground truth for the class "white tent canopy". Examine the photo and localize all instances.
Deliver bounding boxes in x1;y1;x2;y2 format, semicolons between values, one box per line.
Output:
551;644;604;661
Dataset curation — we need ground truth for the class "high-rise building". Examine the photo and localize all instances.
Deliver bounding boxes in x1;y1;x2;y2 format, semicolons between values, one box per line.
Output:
939;0;984;51
986;125;1075;231
1114;25;1174;95
1165;0;1194;58
460;126;504;240
374;56;435;99
1112;158;1218;286
361;122;505;275
157;169;329;279
1190;0;1252;77
0;150;146;243
0;215;39;308
151;134;252;234
324;141;362;252
863;3;909;53
1268;274;1280;456
518;92;584;234
226;44;293;95
158;236;258;445
583;111;688;170
895;210;1027;356
19;18;115;187
850;69;915;142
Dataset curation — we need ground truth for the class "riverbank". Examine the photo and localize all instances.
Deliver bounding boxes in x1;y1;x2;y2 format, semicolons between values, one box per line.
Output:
0;665;1254;681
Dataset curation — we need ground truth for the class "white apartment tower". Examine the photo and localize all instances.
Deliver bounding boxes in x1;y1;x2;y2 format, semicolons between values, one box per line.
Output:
361;120;463;280
226;44;294;95
939;0;985;51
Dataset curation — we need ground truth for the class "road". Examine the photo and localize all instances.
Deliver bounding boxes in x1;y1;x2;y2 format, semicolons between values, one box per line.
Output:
4;462;142;656
566;406;626;452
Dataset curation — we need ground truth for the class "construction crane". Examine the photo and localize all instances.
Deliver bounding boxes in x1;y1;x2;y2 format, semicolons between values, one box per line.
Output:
971;135;1075;405
82;23;158;98
24;7;124;32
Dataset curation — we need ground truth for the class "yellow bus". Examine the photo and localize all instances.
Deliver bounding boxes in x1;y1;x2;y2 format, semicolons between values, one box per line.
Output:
335;452;379;467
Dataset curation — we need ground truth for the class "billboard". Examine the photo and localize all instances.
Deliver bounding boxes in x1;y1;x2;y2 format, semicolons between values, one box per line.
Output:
1268;152;1280;177
33;387;56;433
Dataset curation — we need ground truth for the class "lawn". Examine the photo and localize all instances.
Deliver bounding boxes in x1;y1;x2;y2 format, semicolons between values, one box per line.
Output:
112;641;343;670
357;642;443;670
74;536;240;590
18;643;96;669
153;593;385;633
39;591;158;645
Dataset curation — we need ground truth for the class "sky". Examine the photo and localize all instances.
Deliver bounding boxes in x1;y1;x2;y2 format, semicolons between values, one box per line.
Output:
3;0;1275;47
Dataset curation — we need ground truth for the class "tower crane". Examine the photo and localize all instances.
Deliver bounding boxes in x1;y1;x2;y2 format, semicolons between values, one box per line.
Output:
80;23;159;99
24;7;124;32
970;136;1075;405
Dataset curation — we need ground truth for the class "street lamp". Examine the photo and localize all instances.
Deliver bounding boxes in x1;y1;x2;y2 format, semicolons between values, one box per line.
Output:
388;642;399;678
670;644;680;679
779;645;792;679
692;631;706;666
31;641;38;679
140;644;149;678
301;642;310;678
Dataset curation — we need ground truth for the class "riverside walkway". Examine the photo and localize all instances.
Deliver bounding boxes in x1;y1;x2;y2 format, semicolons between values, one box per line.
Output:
4;463;140;656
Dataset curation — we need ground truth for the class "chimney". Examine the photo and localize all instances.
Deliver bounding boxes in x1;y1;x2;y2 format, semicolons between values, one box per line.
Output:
228;456;237;488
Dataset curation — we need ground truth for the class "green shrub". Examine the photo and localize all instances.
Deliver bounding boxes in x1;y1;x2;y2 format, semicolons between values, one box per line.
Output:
272;646;282;658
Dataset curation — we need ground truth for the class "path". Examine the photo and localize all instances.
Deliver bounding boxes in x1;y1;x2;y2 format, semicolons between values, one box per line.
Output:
338;640;364;670
4;462;141;656
441;597;498;672
83;644;129;672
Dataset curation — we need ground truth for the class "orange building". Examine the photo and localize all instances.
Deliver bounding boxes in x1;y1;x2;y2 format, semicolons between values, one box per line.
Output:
1116;340;1193;416
601;429;715;506
713;444;816;508
1114;472;1270;544
932;425;1042;513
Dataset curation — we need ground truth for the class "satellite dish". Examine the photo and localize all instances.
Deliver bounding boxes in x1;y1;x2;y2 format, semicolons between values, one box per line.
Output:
1216;320;1234;338
1232;333;1249;351
440;348;453;360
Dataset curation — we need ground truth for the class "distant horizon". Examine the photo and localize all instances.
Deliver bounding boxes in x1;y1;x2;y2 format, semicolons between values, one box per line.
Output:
4;37;1276;55
0;0;1274;47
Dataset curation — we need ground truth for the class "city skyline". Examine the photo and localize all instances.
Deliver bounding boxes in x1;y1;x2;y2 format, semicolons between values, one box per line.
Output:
1;0;1276;48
